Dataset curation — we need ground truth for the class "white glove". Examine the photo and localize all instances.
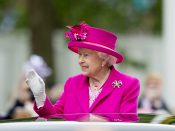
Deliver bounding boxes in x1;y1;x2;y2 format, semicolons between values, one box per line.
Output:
25;69;46;108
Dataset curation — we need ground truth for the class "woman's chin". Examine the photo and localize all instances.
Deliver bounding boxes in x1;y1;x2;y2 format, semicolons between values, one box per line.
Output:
82;71;89;76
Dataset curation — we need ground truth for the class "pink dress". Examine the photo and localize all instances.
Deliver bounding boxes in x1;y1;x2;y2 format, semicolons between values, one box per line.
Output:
34;66;140;122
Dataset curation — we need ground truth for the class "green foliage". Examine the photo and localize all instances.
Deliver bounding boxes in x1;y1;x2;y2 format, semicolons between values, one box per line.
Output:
14;3;29;29
0;0;6;8
51;0;162;34
0;0;162;34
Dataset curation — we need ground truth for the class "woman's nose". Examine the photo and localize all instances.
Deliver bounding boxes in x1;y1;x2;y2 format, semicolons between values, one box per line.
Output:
78;56;84;64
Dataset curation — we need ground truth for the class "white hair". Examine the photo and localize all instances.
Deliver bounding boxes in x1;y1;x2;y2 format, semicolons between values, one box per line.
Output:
97;52;117;67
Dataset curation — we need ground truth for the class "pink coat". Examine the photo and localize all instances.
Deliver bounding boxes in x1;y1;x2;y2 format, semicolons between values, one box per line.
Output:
34;67;140;122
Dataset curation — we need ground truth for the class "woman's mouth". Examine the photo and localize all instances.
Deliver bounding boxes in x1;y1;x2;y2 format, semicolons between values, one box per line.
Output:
81;66;88;70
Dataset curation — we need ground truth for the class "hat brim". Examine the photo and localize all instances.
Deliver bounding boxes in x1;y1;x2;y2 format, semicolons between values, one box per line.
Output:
68;41;124;64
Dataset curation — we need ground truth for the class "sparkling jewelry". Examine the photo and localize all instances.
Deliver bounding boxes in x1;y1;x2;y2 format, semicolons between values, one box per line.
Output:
112;80;122;88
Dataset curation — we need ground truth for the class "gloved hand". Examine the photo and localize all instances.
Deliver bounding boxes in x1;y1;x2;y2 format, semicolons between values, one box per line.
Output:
25;69;46;108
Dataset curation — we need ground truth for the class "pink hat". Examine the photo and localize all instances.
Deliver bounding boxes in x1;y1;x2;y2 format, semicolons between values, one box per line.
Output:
65;22;124;63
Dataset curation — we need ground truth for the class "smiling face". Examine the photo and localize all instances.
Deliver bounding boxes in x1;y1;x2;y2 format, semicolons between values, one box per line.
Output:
78;48;104;77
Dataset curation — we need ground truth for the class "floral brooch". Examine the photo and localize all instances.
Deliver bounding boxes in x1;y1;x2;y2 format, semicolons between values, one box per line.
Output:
65;22;87;41
112;80;122;88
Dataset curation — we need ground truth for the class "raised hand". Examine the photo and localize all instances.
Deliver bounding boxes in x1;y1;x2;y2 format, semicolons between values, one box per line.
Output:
26;69;46;108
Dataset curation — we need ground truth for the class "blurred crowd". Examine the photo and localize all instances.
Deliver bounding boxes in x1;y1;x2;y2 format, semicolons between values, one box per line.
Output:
0;54;172;120
0;54;64;119
138;73;170;114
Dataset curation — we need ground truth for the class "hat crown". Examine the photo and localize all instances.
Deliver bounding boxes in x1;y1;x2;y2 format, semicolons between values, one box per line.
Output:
65;22;117;50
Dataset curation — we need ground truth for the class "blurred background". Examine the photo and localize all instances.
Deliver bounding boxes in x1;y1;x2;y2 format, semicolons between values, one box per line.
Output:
0;0;175;119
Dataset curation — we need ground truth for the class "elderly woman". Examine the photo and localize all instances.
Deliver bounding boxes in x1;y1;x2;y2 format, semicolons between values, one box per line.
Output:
26;22;140;122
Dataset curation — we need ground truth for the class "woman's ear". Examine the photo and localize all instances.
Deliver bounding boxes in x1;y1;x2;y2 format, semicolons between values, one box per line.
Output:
101;60;107;67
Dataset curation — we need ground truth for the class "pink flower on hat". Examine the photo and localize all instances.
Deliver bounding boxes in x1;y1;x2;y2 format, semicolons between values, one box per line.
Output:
65;22;87;41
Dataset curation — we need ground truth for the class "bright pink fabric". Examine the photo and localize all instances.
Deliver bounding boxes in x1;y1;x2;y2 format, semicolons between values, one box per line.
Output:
34;67;140;122
65;22;124;63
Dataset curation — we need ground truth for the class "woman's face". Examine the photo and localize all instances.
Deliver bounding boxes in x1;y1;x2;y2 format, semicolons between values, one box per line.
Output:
78;48;103;77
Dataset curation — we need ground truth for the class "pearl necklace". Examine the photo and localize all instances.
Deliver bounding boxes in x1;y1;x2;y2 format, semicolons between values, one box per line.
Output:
89;70;110;107
89;69;110;90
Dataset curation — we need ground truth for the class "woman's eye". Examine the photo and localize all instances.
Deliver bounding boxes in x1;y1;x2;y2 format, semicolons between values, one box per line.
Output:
83;54;89;57
78;53;89;58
